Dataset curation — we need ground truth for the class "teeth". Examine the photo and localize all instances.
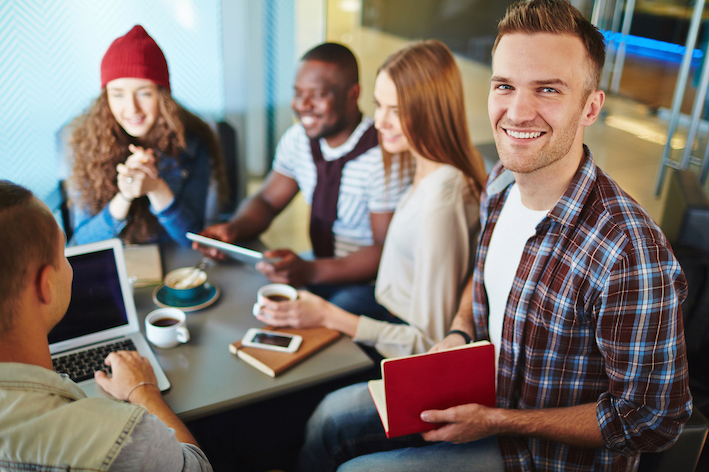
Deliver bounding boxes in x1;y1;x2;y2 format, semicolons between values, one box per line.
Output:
506;130;542;139
301;116;315;126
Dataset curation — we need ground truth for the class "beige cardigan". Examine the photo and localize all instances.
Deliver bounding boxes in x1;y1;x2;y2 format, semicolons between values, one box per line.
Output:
353;165;480;358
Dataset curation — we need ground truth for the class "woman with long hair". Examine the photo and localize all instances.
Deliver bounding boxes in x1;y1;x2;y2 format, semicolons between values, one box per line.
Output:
68;25;225;246
259;40;486;359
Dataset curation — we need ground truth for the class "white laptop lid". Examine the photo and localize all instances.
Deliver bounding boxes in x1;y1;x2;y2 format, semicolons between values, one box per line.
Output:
50;238;140;354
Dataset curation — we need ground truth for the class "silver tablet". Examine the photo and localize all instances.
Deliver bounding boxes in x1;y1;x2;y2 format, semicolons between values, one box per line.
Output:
187;232;271;266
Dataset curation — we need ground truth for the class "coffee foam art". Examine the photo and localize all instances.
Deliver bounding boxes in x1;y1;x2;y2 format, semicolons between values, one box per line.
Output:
165;267;207;290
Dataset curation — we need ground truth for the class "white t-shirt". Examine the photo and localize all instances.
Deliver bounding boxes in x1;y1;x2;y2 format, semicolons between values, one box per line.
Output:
484;183;548;370
272;118;409;257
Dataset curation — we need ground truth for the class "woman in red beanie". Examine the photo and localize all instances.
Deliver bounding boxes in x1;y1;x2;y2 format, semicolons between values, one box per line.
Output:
67;25;226;246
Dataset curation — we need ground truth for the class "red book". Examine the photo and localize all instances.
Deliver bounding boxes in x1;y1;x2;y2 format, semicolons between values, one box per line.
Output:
367;341;495;438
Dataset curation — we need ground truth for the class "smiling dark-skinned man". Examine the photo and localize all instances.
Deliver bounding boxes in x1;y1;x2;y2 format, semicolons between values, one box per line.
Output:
197;42;409;316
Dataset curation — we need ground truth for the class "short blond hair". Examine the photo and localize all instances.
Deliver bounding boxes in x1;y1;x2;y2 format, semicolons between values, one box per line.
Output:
493;0;606;94
0;181;59;334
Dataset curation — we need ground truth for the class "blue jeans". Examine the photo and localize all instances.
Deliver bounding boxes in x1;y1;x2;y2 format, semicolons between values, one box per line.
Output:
300;248;390;319
307;283;391;320
297;383;504;472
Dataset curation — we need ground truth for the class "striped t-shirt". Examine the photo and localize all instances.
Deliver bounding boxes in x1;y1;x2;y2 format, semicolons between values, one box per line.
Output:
272;118;409;257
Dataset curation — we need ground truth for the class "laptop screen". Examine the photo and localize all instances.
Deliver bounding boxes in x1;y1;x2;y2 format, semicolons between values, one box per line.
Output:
48;248;129;344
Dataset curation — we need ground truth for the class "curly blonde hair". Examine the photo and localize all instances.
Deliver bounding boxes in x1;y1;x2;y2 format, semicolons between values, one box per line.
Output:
68;87;227;243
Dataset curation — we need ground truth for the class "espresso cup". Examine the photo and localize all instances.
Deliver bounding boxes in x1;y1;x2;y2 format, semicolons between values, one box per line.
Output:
145;307;190;348
252;283;298;317
164;267;208;301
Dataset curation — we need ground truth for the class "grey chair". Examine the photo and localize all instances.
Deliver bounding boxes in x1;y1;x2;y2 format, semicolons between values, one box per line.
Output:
638;409;708;472
649;169;709;472
214;120;244;219
660;169;709;254
475;142;500;174
202;119;244;224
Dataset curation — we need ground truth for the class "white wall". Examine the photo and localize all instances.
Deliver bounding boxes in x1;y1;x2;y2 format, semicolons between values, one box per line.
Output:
0;0;328;216
221;0;326;178
0;0;224;214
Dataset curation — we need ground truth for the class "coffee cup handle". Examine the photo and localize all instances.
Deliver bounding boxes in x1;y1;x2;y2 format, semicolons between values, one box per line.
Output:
176;326;190;344
252;303;263;317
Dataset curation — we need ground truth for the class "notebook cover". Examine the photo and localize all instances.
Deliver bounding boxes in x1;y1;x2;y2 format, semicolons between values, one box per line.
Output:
369;341;495;438
229;326;341;377
123;243;163;287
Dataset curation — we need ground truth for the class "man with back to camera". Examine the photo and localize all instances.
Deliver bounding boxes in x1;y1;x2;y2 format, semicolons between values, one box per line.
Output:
297;1;692;470
0;180;212;471
196;42;408;315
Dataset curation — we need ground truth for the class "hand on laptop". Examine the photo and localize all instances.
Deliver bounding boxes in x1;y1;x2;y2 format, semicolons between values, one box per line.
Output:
95;350;200;447
94;351;160;402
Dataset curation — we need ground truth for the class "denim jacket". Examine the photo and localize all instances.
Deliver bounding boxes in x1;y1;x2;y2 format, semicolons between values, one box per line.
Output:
70;135;212;247
0;363;146;471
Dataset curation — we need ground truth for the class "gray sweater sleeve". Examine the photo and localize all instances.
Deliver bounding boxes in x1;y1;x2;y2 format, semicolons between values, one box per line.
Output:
109;413;212;472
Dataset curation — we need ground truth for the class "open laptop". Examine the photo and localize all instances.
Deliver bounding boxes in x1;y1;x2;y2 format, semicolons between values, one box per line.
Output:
50;238;170;397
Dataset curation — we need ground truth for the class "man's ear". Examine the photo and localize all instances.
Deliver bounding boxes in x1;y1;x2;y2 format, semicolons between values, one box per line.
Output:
348;83;360;103
35;264;53;305
581;89;605;127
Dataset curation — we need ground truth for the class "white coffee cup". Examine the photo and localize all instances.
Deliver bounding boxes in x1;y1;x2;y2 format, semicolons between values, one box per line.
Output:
252;283;298;317
145;307;190;348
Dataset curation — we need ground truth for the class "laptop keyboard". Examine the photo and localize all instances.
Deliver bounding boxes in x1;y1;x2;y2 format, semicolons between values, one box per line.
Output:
52;339;137;383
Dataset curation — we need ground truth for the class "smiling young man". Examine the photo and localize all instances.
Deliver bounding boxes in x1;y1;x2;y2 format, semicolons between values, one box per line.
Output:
198;43;408;313
296;2;692;471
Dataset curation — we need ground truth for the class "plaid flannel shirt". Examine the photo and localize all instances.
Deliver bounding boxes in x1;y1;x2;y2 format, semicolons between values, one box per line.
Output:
473;148;692;471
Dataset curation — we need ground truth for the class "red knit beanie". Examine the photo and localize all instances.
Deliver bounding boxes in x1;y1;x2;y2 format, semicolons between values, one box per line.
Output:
100;25;170;91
